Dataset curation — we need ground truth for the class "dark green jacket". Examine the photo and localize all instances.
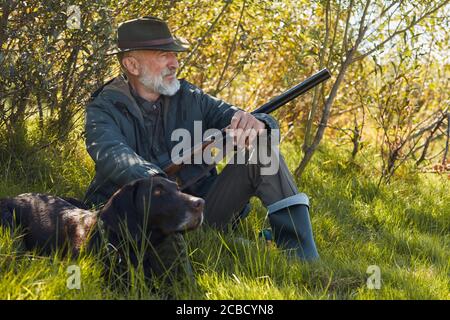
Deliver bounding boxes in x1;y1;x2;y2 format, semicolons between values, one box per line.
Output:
84;75;278;206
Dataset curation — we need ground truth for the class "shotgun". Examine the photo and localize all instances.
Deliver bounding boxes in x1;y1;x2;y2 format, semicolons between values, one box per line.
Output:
163;68;332;185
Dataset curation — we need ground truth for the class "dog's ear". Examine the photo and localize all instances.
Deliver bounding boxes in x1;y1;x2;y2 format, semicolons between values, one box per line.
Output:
99;182;141;239
132;178;154;222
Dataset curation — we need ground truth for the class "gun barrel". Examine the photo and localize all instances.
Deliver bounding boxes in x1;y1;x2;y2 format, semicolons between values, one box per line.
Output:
252;68;331;115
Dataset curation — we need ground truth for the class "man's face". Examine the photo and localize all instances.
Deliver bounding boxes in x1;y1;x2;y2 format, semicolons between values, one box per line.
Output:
123;50;180;96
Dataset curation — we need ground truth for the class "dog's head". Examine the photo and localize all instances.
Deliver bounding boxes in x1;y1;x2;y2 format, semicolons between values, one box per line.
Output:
99;176;204;242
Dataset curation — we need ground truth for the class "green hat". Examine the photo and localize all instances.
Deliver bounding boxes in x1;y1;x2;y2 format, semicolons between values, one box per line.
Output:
107;16;189;55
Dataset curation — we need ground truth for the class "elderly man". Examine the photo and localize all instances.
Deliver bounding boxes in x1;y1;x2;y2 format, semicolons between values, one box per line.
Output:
84;16;319;278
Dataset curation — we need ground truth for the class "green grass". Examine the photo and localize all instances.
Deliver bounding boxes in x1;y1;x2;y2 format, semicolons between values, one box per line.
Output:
0;136;448;300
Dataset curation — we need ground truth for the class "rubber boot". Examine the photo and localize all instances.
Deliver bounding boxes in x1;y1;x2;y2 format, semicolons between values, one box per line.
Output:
267;194;319;261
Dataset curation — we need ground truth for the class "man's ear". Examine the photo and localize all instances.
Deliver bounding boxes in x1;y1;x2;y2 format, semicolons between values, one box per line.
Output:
122;55;140;76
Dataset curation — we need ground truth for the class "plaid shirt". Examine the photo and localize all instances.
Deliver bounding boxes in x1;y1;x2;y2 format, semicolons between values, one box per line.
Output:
130;87;170;165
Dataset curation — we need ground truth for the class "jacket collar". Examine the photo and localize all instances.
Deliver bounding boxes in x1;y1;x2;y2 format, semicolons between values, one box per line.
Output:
102;75;145;126
99;75;182;148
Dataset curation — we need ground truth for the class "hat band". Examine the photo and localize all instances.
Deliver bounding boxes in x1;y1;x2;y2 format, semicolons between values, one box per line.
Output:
118;37;175;49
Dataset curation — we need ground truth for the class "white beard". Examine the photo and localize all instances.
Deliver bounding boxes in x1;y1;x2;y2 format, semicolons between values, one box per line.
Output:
138;66;180;96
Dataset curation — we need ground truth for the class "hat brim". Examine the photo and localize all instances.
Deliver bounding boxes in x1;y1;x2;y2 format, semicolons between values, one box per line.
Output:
106;39;189;56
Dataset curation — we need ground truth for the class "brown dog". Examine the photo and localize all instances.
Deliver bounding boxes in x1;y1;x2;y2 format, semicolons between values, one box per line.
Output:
0;176;204;264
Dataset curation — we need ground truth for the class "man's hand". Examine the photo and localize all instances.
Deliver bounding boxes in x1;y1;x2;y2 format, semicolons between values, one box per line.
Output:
229;111;266;149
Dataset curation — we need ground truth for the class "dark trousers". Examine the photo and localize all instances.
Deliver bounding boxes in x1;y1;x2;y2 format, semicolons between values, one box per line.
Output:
203;154;299;229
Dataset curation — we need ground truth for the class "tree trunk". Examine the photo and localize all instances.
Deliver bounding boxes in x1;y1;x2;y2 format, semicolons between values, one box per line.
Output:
295;51;354;177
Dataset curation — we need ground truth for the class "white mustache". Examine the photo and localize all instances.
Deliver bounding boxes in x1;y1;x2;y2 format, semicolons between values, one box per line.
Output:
162;68;176;77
